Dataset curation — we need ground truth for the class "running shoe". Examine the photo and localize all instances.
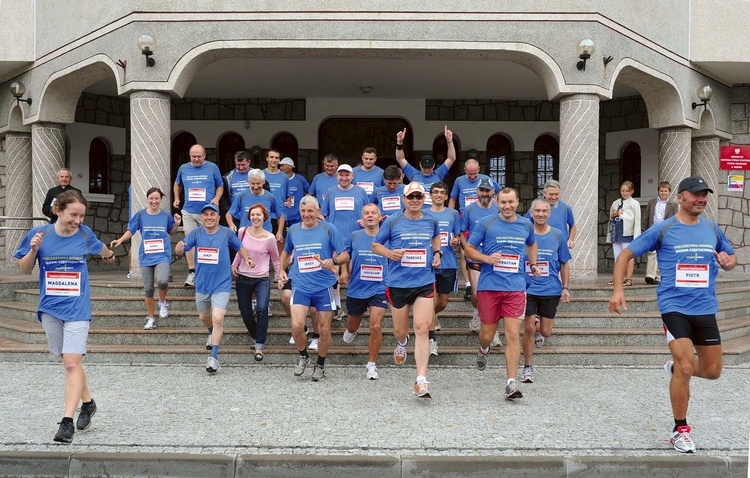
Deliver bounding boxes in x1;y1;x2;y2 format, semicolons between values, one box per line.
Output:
521;366;534;383
670;425;696;453
251;299;257;312
53;420;75;443
76;399;97;430
429;338;438;356
335;307;347;321
158;301;169;319
491;331;504;347
294;355;310;376
476;348;489;371
343;330;357;344
463;285;472;301
434;316;442;331
206;356;219;374
308;337;319;351
505;379;523;400
663;360;674;377
311;364;326;382
184;271;195;287
205;334;212;350
126;270;132;279
289;326;309;345
144;316;156;330
469;310;481;332
394;341;407;366
413;380;432;399
267;307;273;318
366;363;379;380
534;332;544;348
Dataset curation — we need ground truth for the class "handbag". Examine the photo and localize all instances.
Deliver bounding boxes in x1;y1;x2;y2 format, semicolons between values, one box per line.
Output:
610;200;624;242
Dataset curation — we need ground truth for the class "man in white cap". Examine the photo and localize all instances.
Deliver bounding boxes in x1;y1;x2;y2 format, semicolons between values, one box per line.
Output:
279;157;309;231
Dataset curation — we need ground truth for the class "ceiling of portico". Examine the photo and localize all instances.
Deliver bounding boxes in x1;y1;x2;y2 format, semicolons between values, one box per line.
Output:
85;57;638;100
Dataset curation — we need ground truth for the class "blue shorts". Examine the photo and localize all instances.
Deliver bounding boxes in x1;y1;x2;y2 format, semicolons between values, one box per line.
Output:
346;294;389;316
291;287;336;311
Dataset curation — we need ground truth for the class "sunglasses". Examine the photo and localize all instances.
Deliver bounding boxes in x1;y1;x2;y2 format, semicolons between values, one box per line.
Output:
406;194;424;200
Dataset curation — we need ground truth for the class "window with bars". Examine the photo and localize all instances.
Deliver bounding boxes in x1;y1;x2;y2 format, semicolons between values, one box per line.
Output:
486;133;512;187
534;134;559;197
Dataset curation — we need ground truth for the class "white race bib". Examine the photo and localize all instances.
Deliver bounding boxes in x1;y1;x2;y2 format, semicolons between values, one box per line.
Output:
440;231;450;247
144;239;165;254
196;247;219;264
188;188;207;202
298;255;322;273
423;191;432;206
493;253;520;273
335;197;355;211
401;249;427;268
360;264;384;282
525;260;550;277
675;263;709;288
357;182;374;195
465;196;478;207
289;196;295;207
382;196;401;211
45;271;81;297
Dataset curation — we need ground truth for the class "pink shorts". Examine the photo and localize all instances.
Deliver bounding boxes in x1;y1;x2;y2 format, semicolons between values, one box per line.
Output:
477;290;526;324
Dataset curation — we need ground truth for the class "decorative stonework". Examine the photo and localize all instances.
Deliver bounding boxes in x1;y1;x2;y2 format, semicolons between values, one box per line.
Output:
658;127;692;193
31;123;66;222
172;98;305;121
725;85;750;273
4;132;32;261
426;99;559;122
691;136;720;222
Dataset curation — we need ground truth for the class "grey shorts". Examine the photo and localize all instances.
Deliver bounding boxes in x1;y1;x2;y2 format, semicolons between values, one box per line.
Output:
41;313;90;355
181;210;203;232
196;292;230;312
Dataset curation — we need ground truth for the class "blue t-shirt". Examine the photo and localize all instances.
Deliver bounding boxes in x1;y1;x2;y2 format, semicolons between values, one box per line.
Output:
353;165;384;197
309;173;339;204
182;226;242;295
224;169;250;204
460;202;500;264
127;209;175;267
525;227;571;296
525;200;575;242
371;184;405;218
467;215;535;292
14;224;105;322
346;229;388;299
627;216;734;315
175;161;224;214
263;170;289;218
228;190;280;231
285;221;346;292
402;163;450;208
284;173;310;224
450;174;501;212
321;186;369;242
429;208;460;271
373;211;440;288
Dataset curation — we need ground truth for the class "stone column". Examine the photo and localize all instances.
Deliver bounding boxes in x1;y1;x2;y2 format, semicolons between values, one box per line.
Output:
31;123;66;223
129;91;171;279
559;94;600;283
658;127;692;192
4;132;32;260
691;135;720;222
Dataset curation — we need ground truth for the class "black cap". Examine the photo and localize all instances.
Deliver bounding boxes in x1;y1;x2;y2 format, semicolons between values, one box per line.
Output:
477;178;494;190
677;176;713;194
420;155;435;168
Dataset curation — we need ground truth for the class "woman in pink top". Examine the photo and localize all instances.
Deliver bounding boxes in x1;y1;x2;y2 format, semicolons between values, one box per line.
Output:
232;204;281;361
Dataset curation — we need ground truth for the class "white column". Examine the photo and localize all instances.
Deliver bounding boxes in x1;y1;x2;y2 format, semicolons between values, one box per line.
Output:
559;94;600;283
691;135;720;222
31;123;66;224
4;132;33;260
129;91;171;279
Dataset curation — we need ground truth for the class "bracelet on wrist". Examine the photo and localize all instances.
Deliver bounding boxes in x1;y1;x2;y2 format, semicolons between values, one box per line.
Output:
562;286;569;290
396;144;404;150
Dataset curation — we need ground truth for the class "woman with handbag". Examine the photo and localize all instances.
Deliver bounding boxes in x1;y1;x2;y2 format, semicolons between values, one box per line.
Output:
607;181;641;286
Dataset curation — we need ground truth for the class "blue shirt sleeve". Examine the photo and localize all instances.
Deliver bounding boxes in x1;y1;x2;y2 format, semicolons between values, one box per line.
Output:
126;211;142;235
228;194;242;220
435;163;450;180
525;222;536;246
213;164;223;188
321;191;331;218
183;228;197;252
373;216;391;245
402;163;418;180
228;230;243;252
452;210;461;236
450;179;460;199
467;217;486;248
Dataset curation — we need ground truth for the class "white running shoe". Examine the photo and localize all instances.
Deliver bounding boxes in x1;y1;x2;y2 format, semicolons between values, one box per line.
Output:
434;317;442;331
534;332;544;348
251;299;257;312
206;356;219;374
671;426;696;453
289;335;296;345
491;331;504;347
184;271;195;287
343;330;357;344
429;338;438;356
158;301;169;319
308;337;319;351
469;310;481;332
366;363;379;380
144;316;156;330
663;360;674;377
206;334;212;350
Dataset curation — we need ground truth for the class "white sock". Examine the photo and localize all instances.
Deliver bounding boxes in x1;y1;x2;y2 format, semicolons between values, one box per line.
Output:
367;361;376;367
465;282;471;288
416;375;426;383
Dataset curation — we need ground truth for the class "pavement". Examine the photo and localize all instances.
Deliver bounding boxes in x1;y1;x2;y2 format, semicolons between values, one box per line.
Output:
0;360;748;476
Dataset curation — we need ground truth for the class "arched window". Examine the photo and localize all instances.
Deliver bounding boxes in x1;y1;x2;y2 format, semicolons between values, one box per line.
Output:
486;133;513;187
534;135;559;197
88;137;110;194
621;141;642;197
171;132;197;207
271;132;299;161
217;132;245;175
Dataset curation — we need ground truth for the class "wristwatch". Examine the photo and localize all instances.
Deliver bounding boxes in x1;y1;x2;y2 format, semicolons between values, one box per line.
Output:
433;251;443;257
332;257;339;266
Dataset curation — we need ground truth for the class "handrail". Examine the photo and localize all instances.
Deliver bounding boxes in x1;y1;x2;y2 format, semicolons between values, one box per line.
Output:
0;215;50;231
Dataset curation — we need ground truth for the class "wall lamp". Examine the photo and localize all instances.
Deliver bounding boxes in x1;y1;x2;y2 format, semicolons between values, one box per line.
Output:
691;85;713;110
137;35;156;67
576;39;595;71
9;81;32;106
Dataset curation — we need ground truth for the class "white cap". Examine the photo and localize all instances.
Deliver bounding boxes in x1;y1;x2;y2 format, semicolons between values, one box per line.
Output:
337;164;353;173
280;157;295;168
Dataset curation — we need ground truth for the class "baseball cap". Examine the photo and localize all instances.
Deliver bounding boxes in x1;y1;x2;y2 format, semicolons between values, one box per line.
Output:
677;176;713;194
477;178;494;190
419;155;435;168
337;164;353;173
201;203;219;213
404;182;426;196
280;157;295;168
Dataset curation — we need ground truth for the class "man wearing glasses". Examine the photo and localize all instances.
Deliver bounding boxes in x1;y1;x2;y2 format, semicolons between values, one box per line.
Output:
372;182;441;399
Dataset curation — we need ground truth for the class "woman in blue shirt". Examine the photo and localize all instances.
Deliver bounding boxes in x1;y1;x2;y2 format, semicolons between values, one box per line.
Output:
111;187;181;330
14;190;116;443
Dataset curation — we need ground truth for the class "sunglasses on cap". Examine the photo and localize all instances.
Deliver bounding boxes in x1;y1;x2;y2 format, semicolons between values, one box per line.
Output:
406;193;424;200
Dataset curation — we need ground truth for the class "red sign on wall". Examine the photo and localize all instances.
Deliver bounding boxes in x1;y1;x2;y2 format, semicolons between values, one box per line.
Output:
720;146;750;170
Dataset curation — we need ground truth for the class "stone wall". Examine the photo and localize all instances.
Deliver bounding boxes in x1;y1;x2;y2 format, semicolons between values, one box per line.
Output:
171;98;305;121
723;85;750;273
0;144;6;262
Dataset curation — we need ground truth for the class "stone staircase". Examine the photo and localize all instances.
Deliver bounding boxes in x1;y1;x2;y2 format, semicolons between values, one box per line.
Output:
0;273;749;367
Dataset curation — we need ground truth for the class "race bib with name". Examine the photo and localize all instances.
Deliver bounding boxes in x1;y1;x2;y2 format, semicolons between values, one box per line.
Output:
197;247;219;264
144;239;165;254
465;196;478;207
357;182;374;195
360;264;384;281
335;197;355;211
675;263;709;288
493;253;520;273
298;255;322;273
382;196;401;211
525;260;550;277
188;188;207;202
401;249;427;268
45;271;81;297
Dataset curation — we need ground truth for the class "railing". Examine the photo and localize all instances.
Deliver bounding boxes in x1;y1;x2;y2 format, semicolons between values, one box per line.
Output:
0;215;50;231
